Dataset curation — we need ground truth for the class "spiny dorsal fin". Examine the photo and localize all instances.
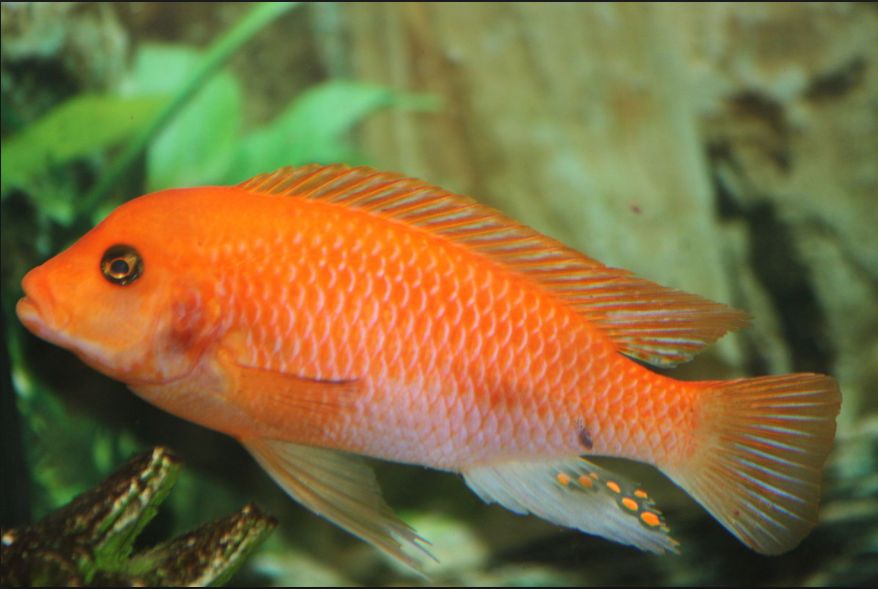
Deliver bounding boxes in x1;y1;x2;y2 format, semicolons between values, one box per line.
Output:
237;165;749;366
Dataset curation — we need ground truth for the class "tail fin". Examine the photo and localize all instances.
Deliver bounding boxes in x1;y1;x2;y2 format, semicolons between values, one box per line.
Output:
666;373;840;554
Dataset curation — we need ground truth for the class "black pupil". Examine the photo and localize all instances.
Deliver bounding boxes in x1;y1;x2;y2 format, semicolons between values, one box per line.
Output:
101;244;142;286
110;258;130;276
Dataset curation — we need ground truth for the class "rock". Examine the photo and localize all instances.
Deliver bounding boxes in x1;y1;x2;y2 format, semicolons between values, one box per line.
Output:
0;447;276;586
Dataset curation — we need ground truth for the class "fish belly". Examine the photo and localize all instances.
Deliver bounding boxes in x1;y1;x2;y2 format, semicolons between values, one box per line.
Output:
330;323;691;472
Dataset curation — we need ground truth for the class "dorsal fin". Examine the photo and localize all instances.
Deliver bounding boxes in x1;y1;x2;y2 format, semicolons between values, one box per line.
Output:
237;165;749;366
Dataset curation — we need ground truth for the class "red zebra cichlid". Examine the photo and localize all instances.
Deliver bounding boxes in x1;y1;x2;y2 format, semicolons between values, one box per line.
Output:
16;164;840;568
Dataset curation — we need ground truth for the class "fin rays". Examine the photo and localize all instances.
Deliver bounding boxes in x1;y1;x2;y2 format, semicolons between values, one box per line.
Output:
665;374;840;554
241;438;434;572
463;456;678;554
238;164;749;367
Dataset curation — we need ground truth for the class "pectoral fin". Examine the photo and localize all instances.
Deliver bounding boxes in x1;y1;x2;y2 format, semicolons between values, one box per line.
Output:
241;437;434;572
218;349;365;438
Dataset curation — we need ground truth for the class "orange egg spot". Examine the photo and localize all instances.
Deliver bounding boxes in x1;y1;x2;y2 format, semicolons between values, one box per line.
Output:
634;489;649;499
578;475;594;488
590;472;600;480
556;472;571;486
641;511;661;527
621;497;639;511
606;480;621;494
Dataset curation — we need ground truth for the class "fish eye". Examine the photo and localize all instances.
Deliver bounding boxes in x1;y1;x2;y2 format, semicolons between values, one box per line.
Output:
101;244;143;286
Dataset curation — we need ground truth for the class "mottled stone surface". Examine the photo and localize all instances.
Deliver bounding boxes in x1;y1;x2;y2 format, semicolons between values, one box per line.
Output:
0;447;276;586
319;1;877;418
309;5;877;582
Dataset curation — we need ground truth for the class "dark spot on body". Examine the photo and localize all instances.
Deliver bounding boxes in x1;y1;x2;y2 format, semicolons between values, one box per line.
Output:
577;422;593;450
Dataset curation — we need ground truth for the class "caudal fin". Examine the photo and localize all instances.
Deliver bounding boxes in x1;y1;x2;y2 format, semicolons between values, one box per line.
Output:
666;373;840;554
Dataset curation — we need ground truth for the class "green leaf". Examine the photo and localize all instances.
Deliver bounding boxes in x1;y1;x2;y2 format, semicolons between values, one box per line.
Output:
80;3;298;218
148;76;240;190
129;45;243;191
226;80;441;182
126;44;202;96
0;94;166;198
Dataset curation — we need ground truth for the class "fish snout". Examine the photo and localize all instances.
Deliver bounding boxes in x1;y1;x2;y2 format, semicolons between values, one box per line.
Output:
17;267;70;336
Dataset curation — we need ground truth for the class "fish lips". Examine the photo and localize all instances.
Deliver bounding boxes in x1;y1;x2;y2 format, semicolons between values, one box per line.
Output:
17;277;126;382
17;270;72;346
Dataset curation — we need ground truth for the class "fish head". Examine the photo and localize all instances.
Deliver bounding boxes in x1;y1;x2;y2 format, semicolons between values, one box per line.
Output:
16;191;219;386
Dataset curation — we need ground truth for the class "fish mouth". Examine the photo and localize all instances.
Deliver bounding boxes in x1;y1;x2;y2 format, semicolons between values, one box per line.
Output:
15;295;40;324
16;291;132;383
17;280;195;389
16;295;49;333
16;295;63;346
16;274;71;346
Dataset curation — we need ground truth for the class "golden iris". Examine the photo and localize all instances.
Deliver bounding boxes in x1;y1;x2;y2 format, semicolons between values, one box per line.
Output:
101;244;143;286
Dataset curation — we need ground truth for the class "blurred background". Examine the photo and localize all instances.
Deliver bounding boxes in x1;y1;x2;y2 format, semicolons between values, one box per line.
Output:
1;3;876;585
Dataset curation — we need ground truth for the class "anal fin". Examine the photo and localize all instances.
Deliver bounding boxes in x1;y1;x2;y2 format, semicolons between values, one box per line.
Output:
463;456;678;554
241;438;435;572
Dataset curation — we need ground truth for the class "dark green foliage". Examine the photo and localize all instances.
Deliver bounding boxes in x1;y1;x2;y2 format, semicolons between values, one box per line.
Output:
0;3;436;585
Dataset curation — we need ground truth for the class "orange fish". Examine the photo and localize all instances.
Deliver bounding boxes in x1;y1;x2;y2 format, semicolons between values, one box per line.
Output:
16;164;840;568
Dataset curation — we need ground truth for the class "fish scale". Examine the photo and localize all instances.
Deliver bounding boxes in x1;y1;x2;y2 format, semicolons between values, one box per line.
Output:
16;164;840;568
244;204;561;462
